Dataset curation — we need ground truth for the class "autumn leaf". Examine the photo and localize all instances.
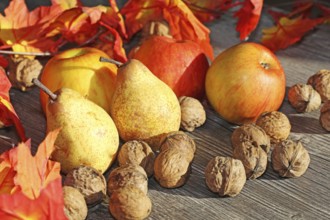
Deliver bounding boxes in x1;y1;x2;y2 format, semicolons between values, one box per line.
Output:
0;0;63;54
0;70;26;141
261;16;323;51
182;0;235;22
0;178;67;220
235;0;263;40
121;0;214;60
0;129;61;199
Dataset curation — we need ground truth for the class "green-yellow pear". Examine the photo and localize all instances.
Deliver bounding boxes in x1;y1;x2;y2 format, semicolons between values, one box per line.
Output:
106;59;181;141
43;85;119;174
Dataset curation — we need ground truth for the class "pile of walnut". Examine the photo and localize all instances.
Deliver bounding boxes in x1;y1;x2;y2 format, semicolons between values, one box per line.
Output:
204;110;311;197
288;69;330;131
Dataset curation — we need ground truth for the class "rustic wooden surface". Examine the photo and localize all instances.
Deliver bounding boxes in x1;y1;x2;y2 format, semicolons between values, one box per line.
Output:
1;1;330;220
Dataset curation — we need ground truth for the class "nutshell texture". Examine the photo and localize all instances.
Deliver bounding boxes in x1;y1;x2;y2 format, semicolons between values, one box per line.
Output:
320;100;330;131
204;156;246;197
117;140;155;177
233;141;268;179
109;185;152;220
64;165;107;206
179;96;206;132
256;111;291;143
154;147;192;188
62;186;88;220
272;140;310;178
107;164;148;195
231;123;271;153
288;84;321;113
307;69;330;102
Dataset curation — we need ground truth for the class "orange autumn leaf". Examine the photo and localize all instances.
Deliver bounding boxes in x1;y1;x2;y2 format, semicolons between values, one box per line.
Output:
0;70;26;141
183;0;235;22
0;0;63;54
261;16;323;51
121;0;214;60
235;0;263;40
0;129;61;199
0;178;67;220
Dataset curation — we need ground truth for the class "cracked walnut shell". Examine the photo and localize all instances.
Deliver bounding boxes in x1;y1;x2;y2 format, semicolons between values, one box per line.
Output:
231;123;271;153
256;111;291;143
272;140;310;178
107;164;148;195
288;84;321;113
307;69;330;102
205;156;246;197
179;96;206;132
320;100;330;131
62;186;88;220
117;140;155;177
63;165;107;207
109;185;152;220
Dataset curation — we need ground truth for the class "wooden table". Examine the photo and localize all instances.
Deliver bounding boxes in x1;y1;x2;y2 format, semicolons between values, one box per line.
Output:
1;1;330;220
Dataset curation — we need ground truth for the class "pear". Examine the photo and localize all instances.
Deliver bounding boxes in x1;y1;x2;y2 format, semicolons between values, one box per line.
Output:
33;79;119;174
101;58;181;141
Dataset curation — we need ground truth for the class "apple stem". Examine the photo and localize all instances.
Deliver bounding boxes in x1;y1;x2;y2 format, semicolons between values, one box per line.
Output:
99;57;123;67
32;78;57;101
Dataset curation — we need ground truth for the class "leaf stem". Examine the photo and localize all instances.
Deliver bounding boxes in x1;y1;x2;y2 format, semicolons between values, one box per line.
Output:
99;56;123;67
0;50;52;56
32;78;57;101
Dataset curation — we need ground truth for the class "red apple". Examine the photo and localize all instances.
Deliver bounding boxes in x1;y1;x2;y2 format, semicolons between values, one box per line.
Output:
40;47;117;114
205;42;286;124
130;36;209;99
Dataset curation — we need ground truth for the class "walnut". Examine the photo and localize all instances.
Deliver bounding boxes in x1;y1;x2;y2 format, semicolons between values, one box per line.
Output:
256;111;291;143
307;69;330;102
233;141;268;179
109;185;152;220
62;186;88;220
231;123;271;153
288;84;321;113
107;164;148;195
272;140;310;178
63;165;107;207
154;146;192;188
320;100;330;131
204;156;246;197
179;96;206;132
117;140;155;177
7;56;43;91
145;131;196;159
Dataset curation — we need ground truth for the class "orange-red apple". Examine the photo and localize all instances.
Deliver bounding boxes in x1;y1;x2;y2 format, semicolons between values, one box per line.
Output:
205;42;286;124
40;47;117;114
130;36;209;99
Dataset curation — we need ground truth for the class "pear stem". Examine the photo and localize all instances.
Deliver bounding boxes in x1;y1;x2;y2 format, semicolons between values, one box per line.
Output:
32;78;57;101
99;56;123;67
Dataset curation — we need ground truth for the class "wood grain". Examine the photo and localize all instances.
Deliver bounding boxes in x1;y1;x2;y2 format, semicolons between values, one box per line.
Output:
1;2;330;220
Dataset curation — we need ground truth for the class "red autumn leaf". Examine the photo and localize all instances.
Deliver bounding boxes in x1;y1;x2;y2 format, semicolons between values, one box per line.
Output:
0;178;67;220
235;0;263;40
261;16;323;51
0;0;63;54
121;0;214;60
46;2;127;61
0;70;26;141
0;56;8;69
316;3;330;23
182;0;235;22
0;129;61;199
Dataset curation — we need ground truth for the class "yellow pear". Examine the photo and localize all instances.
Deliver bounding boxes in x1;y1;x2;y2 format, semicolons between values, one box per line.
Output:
106;59;181;141
39;83;119;174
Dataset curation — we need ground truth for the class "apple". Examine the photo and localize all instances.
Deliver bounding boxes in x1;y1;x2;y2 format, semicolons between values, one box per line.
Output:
130;36;209;99
205;42;286;124
40;47;117;114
